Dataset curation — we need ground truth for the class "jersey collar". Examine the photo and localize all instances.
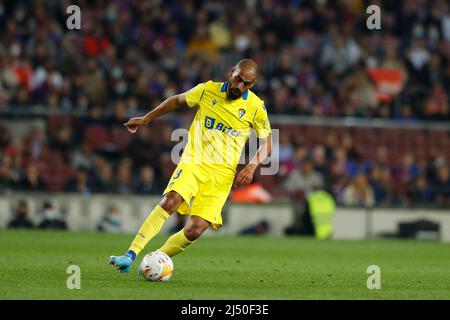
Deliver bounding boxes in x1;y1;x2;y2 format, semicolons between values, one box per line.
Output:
221;81;248;100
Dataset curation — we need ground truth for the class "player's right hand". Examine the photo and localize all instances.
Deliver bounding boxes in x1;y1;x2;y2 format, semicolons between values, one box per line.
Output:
124;117;146;134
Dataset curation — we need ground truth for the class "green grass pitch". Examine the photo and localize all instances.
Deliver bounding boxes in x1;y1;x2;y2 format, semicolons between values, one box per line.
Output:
1;229;449;300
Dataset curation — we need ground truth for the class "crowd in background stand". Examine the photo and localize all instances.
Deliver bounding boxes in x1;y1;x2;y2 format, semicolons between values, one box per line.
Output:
0;0;449;119
1;118;449;207
0;0;450;208
7;197;127;232
7;199;68;229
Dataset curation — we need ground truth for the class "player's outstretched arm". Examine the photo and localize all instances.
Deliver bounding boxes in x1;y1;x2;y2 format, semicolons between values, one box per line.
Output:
123;93;188;134
233;133;272;188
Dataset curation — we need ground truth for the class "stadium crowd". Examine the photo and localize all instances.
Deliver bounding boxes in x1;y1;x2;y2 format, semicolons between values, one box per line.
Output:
0;0;449;208
0;0;449;119
1;117;449;207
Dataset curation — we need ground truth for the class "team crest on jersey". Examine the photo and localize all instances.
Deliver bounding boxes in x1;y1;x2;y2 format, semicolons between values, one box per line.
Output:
238;108;246;119
212;99;217;106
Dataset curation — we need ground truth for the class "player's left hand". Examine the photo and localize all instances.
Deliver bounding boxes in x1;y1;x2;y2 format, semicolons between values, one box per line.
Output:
124;117;146;134
233;166;255;189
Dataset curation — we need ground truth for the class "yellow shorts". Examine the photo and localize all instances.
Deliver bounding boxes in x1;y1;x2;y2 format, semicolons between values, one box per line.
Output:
163;163;234;229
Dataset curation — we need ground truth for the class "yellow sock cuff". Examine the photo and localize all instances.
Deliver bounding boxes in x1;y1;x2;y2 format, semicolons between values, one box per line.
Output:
158;229;194;257
153;205;170;219
178;229;194;245
128;205;170;255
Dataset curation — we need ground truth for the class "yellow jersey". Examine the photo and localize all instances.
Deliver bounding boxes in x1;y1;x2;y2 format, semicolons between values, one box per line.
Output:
181;80;271;176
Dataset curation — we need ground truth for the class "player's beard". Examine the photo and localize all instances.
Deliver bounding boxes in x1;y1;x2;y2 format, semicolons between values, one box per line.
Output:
227;86;242;100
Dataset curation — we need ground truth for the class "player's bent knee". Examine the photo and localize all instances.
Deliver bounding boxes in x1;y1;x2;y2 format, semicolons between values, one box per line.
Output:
159;192;183;214
183;227;204;241
184;216;210;240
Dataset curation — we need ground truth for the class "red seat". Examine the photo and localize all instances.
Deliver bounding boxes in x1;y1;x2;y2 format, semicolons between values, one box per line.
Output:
42;163;74;192
41;149;64;166
110;126;132;152
84;125;111;151
47;115;73;138
426;130;448;147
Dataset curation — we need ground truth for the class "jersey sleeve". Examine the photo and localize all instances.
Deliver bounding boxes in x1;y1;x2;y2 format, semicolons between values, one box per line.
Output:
252;104;271;139
185;83;206;108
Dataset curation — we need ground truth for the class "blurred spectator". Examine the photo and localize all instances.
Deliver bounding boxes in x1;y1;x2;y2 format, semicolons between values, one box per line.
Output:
37;201;67;230
320;28;361;75
187;24;218;62
0;158;14;194
114;162;133;194
240;220;270;235
64;167;93;195
93;160;115;193
395;152;420;184
97;206;124;233
71;142;95;171
15;162;47;191
208;13;232;51
341;133;361;163
8;199;34;229
135;166;162;195
283;159;324;199
231;182;272;204
408;175;433;205
0;124;12;148
311;145;328;178
379;46;408;83
24;127;44;161
332;146;358;178
323;132;338;161
49;124;74;162
341;172;375;207
126;127;160;170
423;84;449;120
431;166;450;206
278;132;295;163
369;166;393;205
306;189;336;240
374;145;390;168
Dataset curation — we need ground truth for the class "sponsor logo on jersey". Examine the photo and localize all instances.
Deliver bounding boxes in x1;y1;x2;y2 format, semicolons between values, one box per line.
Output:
204;116;241;137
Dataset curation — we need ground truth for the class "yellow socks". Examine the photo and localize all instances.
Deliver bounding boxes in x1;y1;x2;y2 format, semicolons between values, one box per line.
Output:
128;205;169;255
128;205;194;258
158;229;194;257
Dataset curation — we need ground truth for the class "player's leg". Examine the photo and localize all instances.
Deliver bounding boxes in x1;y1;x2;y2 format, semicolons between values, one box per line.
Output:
109;191;183;272
158;215;210;257
157;170;233;257
127;191;183;256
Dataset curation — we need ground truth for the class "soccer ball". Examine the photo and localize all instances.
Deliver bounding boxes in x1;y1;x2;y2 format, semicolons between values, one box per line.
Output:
139;251;174;282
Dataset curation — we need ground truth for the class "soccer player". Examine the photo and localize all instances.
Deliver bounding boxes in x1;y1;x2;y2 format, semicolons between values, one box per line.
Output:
109;59;272;272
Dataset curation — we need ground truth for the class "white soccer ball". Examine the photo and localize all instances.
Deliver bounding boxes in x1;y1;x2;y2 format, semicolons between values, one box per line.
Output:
139;251;174;282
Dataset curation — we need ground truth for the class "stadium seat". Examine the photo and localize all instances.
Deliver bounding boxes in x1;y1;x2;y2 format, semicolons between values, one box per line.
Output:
42;163;74;192
110;126;132;152
84;125;112;151
354;127;375;145
47;115;73;138
426;130;449;147
41;149;64;166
